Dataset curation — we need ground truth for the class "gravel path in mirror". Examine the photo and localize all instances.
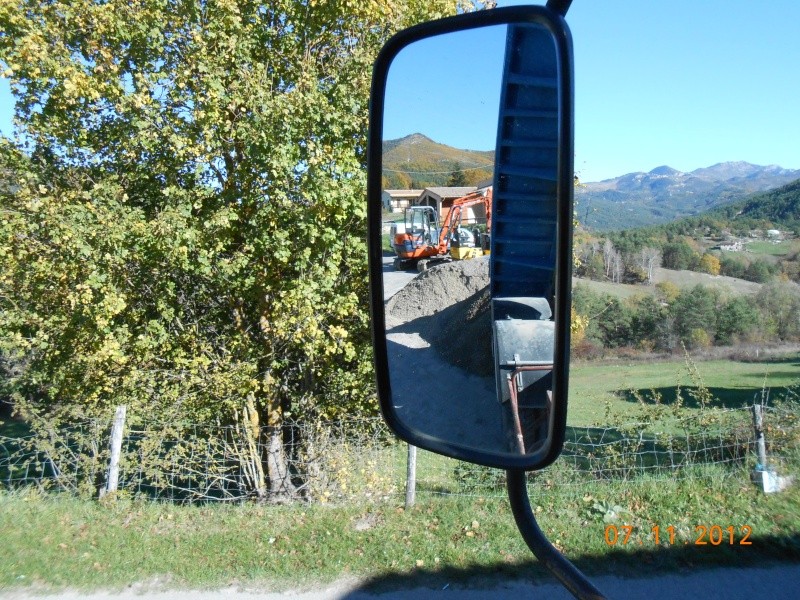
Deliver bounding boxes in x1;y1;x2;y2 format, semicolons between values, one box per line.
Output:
384;257;514;454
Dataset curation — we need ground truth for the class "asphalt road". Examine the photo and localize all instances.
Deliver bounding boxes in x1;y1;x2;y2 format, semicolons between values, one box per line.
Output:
6;564;800;599
382;255;418;301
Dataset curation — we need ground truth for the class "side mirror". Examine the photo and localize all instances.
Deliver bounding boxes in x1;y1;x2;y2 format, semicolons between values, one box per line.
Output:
367;6;574;470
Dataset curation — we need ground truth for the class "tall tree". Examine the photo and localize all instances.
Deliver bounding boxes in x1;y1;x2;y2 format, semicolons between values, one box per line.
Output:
602;238;615;278
662;239;698;271
757;282;800;341
670;285;720;348
610;249;624;284
638;247;661;283
0;0;469;500
698;253;721;276
446;162;467;186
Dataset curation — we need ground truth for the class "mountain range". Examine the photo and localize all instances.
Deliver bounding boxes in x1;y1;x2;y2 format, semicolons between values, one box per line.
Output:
577;162;800;230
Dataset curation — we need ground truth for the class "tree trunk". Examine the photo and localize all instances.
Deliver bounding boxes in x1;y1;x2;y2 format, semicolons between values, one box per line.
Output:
242;395;268;501
265;423;296;501
262;374;297;502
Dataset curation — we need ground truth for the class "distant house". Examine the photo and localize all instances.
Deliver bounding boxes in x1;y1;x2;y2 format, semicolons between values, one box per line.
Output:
719;241;744;252
767;229;782;239
381;189;422;213
414;186;489;225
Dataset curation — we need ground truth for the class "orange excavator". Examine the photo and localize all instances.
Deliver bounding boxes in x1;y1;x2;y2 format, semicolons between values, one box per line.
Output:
391;189;493;272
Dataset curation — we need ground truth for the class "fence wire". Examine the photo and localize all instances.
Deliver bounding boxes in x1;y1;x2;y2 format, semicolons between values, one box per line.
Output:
1;405;798;504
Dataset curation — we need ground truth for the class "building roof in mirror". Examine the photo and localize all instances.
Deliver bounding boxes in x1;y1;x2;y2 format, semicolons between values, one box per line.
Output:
382;189;423;213
420;186;477;199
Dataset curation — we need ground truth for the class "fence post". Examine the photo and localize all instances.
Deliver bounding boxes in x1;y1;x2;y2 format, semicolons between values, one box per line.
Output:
101;405;127;498
405;444;417;509
752;403;767;470
749;402;794;493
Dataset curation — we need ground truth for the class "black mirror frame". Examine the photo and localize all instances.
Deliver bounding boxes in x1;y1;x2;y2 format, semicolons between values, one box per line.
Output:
367;5;574;470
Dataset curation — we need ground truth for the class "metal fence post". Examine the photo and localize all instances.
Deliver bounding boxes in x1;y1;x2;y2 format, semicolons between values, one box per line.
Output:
101;405;127;498
752;403;767;470
405;444;417;509
749;402;793;493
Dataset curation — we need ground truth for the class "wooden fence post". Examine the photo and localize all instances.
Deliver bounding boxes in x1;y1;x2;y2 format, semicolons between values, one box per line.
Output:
405;444;417;509
101;405;127;498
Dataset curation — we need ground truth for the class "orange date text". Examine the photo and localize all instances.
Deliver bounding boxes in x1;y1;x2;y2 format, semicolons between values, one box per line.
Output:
604;524;753;546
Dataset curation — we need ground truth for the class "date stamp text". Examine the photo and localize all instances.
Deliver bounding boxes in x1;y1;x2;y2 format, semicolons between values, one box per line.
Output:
604;524;753;546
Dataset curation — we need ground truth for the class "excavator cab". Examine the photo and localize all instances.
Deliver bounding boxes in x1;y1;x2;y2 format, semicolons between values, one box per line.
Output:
391;205;442;270
405;205;438;246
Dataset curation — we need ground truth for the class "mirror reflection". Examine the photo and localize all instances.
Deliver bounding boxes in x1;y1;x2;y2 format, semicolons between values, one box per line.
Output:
380;22;564;459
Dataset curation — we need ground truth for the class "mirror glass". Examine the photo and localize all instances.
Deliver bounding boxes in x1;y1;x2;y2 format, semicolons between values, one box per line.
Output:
374;18;571;466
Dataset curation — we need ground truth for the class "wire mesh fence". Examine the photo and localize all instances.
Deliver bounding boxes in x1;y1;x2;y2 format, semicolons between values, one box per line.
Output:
1;403;798;504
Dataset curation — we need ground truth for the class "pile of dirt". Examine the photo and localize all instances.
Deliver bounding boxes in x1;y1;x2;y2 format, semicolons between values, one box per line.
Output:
385;256;490;323
386;257;494;376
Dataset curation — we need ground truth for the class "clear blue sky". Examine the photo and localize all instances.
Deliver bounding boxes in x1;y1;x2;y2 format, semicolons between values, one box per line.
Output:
565;0;800;181
383;0;800;181
2;1;798;182
383;24;505;152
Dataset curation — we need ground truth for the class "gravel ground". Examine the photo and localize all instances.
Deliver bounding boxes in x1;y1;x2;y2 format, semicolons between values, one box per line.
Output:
381;256;511;453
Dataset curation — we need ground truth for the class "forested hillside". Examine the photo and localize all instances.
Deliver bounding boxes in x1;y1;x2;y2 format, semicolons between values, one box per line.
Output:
712;179;800;229
572;178;800;356
382;133;494;189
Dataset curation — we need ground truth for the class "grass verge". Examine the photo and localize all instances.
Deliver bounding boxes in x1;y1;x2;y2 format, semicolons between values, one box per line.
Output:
2;462;799;593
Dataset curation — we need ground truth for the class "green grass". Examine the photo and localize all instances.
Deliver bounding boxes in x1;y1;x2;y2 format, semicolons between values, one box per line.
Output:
568;354;800;427
574;267;764;301
381;211;405;253
2;354;798;592
382;211;405;223
572;277;650;300
746;240;798;257
2;462;799;592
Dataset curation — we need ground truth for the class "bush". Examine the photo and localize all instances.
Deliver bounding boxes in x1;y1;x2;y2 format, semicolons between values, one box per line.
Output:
571;338;605;360
687;328;713;350
452;462;506;491
746;259;776;283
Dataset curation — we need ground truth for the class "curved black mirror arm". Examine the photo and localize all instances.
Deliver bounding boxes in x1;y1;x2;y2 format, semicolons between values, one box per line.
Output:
546;0;572;17
508;470;607;599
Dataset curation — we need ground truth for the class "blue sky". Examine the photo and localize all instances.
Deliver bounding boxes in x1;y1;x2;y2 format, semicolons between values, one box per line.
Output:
383;24;505;153
2;1;799;182
565;0;800;181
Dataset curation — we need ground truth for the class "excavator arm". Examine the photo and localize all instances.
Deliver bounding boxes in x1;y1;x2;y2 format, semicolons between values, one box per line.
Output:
436;189;493;251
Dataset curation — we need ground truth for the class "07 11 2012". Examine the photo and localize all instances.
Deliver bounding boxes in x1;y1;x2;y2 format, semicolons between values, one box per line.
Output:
604;524;753;546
